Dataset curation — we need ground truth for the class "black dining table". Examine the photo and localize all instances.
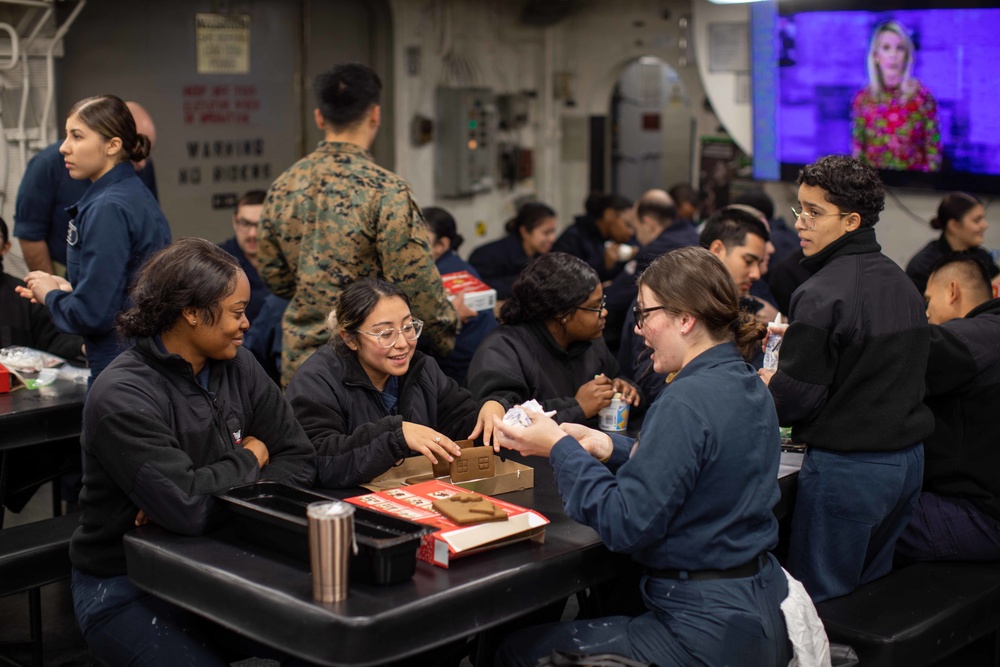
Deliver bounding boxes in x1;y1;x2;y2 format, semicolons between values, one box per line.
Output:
0;378;86;453
123;451;803;667
0;378;86;526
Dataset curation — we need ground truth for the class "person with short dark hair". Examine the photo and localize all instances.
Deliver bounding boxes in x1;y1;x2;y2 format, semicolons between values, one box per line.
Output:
422;206;498;386
760;155;932;602
468;201;558;300
492;247;789;667
69;238;315;665
735;189;798;266
896;253;1000;561
553;193;634;281
14;101;158;274
16;95;171;382
286;278;505;488
258;63;458;385
603;189;697;354
668;182;700;224
469;253;639;426
218;189;270;323
619;205;771;404
905;191;999;295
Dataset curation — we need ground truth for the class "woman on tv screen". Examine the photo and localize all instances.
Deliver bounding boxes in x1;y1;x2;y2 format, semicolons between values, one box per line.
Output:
851;20;942;172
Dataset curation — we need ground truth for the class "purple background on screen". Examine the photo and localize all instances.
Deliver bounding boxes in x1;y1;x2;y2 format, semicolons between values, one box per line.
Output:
776;9;1000;175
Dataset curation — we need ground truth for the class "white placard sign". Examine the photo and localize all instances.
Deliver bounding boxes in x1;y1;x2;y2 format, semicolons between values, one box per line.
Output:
196;13;250;75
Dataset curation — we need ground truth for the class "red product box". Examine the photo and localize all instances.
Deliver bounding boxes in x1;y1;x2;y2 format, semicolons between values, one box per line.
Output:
440;271;497;312
345;479;548;568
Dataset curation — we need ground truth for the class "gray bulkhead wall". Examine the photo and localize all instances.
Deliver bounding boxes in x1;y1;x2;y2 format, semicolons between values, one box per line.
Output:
56;0;391;242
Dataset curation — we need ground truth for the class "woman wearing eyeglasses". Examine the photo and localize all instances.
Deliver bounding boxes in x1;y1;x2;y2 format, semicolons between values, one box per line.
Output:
285;277;506;488
468;252;640;427
491;247;789;667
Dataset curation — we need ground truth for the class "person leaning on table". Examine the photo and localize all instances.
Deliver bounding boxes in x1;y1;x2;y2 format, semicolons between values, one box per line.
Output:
896;252;1000;562
69;238;315;666
285;277;506;488
491;246;790;667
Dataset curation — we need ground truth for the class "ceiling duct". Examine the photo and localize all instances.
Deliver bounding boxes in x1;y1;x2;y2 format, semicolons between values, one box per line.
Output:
519;0;581;27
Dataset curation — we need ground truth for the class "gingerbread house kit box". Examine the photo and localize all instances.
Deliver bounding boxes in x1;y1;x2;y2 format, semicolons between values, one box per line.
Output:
345;479;548;567
441;271;497;312
361;443;534;497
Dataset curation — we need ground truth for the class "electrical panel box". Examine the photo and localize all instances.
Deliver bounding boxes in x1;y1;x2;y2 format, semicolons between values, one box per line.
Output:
436;87;494;197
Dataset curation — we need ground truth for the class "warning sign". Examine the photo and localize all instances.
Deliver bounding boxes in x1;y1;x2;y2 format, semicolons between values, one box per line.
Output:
196;13;250;74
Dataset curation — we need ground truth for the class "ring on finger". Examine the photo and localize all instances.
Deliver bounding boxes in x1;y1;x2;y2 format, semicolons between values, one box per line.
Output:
434;436;441;443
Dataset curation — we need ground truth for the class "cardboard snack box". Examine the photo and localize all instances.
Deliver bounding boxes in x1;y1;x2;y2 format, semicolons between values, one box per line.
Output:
345;479;548;568
441;271;497;312
361;455;534;497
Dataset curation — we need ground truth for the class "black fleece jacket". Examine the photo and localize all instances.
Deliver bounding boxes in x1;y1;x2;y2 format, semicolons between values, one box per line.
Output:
70;338;316;577
923;298;1000;519
285;345;504;488
769;227;934;452
0;271;84;361
468;321;633;426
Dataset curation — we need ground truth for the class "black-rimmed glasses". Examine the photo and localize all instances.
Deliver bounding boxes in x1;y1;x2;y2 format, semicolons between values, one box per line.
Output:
355;319;424;348
633;305;666;330
576;296;607;314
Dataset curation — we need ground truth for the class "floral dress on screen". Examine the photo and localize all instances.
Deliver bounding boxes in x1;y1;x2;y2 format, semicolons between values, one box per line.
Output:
851;82;942;172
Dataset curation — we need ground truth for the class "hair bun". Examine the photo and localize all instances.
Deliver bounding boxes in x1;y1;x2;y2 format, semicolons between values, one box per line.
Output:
929;216;943;230
130;134;152;162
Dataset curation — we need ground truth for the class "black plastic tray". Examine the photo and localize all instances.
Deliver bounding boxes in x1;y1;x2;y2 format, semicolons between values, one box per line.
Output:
217;482;433;585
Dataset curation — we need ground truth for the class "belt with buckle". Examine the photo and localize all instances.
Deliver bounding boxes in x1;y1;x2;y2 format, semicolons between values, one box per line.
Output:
646;551;765;581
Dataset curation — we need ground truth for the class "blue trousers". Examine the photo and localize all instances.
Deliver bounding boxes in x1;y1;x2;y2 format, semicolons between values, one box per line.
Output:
787;444;923;602
71;568;294;666
896;492;1000;562
495;553;790;667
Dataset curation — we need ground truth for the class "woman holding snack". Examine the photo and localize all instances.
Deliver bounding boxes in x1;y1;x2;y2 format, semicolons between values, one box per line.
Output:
468;252;640;426
492;246;789;667
285;278;507;488
70;238;315;665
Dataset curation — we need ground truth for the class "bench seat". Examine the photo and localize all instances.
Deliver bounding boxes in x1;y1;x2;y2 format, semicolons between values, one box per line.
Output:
816;562;1000;667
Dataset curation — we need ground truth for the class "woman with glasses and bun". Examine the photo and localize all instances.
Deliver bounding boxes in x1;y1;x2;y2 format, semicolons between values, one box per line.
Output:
285;278;507;488
491;246;789;667
468;252;640;427
16;95;171;382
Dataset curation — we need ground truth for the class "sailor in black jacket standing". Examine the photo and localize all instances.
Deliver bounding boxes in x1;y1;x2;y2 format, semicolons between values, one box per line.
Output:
759;155;933;602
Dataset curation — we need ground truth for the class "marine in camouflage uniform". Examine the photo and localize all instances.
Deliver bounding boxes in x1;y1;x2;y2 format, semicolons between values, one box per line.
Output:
258;140;457;386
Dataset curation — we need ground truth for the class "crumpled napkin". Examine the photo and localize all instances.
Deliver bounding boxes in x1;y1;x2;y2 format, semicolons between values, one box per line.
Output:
502;399;556;427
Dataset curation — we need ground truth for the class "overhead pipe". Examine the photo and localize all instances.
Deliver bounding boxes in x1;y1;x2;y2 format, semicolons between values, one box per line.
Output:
17;4;52;169
39;0;85;146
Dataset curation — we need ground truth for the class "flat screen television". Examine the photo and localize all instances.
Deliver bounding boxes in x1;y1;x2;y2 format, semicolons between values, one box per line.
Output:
751;0;1000;193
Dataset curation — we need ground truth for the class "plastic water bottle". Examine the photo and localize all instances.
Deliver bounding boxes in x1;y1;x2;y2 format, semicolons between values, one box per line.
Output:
763;312;786;371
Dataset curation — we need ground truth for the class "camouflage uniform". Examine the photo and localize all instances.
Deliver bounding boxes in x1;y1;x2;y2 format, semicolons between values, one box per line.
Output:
258;141;457;386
